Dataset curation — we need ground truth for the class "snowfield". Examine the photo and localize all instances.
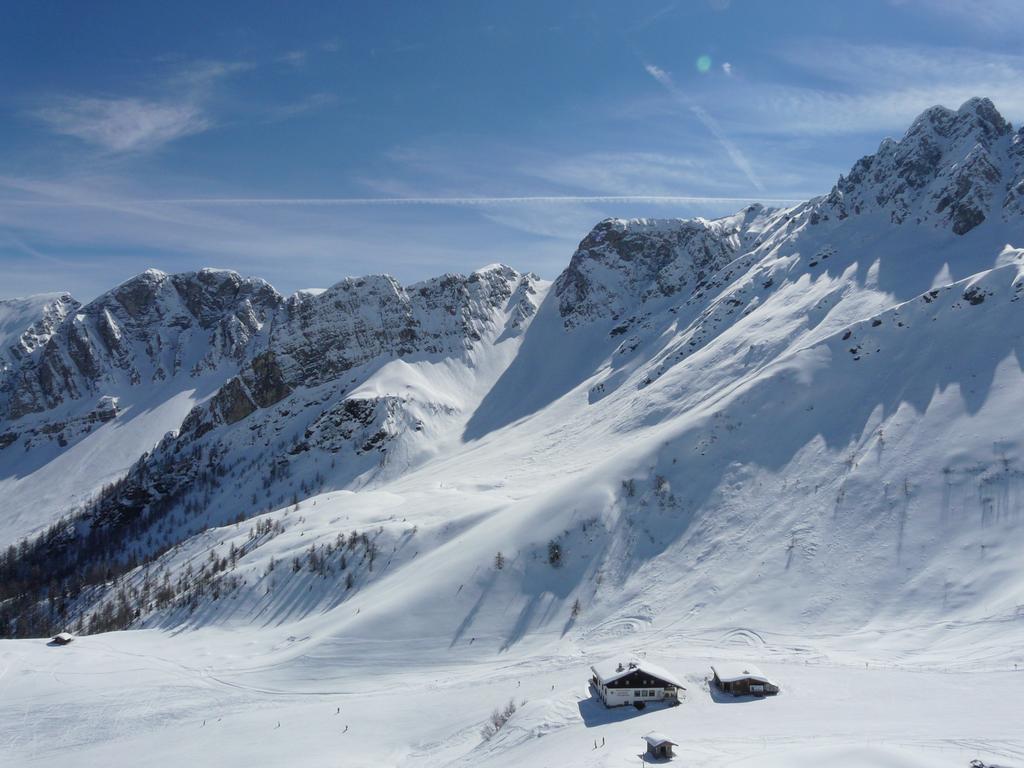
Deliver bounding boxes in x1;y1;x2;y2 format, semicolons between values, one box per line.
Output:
2;619;1022;766
2;98;1024;766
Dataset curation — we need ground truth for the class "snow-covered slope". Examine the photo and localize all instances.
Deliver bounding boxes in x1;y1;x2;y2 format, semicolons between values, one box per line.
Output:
2;98;1024;767
0;269;282;545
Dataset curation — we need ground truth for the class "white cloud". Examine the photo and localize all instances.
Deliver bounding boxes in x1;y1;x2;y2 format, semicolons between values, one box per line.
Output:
722;62;733;76
526;151;748;195
33;97;209;153
777;42;1024;92
278;50;308;67
0;173;580;297
31;59;251;154
170;59;253;90
0;171;801;280
732;42;1024;136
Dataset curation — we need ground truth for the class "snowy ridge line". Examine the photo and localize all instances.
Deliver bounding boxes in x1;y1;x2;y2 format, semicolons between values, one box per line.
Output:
768;249;1024;375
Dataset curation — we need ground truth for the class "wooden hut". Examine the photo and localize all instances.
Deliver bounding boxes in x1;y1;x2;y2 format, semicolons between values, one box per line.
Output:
643;732;677;759
711;663;779;696
51;632;74;645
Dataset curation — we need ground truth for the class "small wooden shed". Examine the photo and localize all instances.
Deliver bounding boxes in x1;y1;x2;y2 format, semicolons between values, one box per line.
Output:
643;732;677;759
711;663;779;696
51;632;74;645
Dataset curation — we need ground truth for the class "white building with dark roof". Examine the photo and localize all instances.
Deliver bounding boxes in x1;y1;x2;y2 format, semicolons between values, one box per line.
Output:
590;657;684;707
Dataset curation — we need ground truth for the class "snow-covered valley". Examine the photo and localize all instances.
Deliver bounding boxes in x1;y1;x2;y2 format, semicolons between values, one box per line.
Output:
2;98;1024;766
4;622;1022;767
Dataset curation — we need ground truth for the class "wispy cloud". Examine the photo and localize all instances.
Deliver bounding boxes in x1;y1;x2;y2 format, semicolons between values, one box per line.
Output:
169;59;253;90
33;97;209;153
526;151;749;195
360;138;804;205
0;173;566;297
265;92;337;122
277;50;308;68
30;59;251;154
631;3;678;31
894;0;1024;34
0;167;806;298
643;63;764;191
724;42;1024;137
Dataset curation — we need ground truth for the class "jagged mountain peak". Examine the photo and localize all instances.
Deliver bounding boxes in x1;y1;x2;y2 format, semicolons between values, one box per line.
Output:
322;273;404;296
0;292;80;382
908;97;1011;147
555;208;778;329
105;267;280;319
1;267;282;421
301;264;530;305
472;262;520;278
816;96;1020;234
272;264;538;390
550;99;1024;343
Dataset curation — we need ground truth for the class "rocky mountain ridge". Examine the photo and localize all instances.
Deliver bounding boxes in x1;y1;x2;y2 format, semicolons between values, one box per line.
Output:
815;96;1023;232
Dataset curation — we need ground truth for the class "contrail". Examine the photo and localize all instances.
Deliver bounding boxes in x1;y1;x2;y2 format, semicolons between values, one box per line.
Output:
643;64;765;191
1;194;803;208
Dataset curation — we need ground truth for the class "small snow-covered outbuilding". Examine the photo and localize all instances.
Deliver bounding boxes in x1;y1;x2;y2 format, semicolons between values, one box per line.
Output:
51;632;74;645
590;657;684;707
711;663;778;696
643;732;677;759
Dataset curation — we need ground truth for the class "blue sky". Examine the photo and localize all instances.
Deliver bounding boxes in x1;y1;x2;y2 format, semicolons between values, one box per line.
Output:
2;0;1023;300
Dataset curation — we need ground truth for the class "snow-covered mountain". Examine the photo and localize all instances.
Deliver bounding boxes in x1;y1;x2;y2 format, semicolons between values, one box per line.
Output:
3;98;1024;768
0;292;79;393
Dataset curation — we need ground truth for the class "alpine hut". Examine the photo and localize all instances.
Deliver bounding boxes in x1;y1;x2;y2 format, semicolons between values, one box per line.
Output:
710;663;779;696
590;657;684;707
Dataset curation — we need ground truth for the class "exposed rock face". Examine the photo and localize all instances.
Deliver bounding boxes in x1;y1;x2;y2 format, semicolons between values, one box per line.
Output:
558;100;1024;341
270;266;538;386
555;207;768;329
0;396;120;453
1002;126;1024;220
208;351;293;427
1;269;281;420
178;265;537;437
815;97;1019;234
301;396;413;456
35;263;539;562
0;293;79;388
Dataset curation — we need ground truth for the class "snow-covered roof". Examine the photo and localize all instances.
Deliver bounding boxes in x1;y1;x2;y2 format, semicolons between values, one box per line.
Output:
590;657;684;689
52;632;74;643
712;662;773;684
643;732;677;747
